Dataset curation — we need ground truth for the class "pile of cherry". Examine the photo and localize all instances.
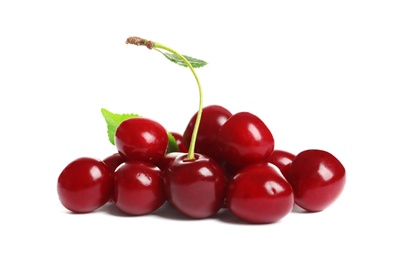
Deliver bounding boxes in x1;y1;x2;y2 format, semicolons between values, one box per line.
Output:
57;105;346;224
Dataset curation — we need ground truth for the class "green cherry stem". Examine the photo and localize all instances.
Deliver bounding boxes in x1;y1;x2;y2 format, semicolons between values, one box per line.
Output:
126;36;203;161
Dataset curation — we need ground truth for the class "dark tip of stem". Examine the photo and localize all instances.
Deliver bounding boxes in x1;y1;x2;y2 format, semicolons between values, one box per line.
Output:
126;36;154;50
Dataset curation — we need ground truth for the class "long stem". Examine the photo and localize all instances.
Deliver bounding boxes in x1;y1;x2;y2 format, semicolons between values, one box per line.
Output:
126;37;202;160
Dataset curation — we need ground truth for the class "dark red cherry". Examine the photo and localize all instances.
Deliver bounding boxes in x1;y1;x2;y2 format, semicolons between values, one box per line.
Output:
57;157;113;213
156;152;185;173
103;153;126;172
103;153;126;202
226;162;294;224
163;153;227;218
170;132;188;153
219;159;241;179
217;112;274;168
183;105;232;161
114;117;168;164
285;149;346;212
113;161;166;215
268;149;296;179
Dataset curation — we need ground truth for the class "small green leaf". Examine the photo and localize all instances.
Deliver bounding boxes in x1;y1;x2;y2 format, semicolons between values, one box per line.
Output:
166;132;179;153
159;51;207;68
101;108;140;145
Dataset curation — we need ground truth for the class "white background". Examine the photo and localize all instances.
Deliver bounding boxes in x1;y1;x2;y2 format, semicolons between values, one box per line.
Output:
1;0;398;259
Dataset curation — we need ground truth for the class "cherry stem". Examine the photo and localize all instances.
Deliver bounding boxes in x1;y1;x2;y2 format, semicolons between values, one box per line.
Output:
126;36;202;161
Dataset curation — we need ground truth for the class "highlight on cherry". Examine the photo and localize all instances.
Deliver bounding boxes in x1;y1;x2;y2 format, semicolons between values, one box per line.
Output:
56;36;346;224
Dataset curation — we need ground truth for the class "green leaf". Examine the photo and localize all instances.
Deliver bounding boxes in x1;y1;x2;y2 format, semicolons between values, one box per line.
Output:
166;132;179;153
101;108;141;145
159;51;207;68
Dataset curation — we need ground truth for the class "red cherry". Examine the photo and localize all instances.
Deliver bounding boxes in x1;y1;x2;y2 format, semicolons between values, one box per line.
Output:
268;149;296;179
219;159;241;179
183;105;232;161
218;112;274;168
103;153;126;203
115;117;168;164
170;132;188;153
57;157;113;213
113;161;166;215
226;162;294;224
103;153;126;172
163;153;227;218
285;149;346;212
156;152;185;173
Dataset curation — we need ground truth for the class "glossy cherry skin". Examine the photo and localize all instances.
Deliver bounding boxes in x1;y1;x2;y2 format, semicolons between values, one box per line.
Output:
57;157;113;213
103;153;126;173
103;153;126;202
170;132;188;153
268;149;296;179
113;161;166;215
183;105;232;162
163;153;227;218
115;117;168;164
156;152;185;173
219;159;241;179
285;149;346;212
226;162;294;224
218;112;274;168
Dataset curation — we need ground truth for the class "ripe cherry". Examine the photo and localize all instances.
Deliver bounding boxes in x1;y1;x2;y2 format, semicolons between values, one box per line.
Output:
218;112;274;168
115;117;168;164
285;149;346;212
103;153;126;172
268;149;296;179
163;153;227;218
113;161;166;215
219;159;241;179
170;132;188;153
183;105;232;162
156;152;185;173
226;162;294;224
57;157;113;213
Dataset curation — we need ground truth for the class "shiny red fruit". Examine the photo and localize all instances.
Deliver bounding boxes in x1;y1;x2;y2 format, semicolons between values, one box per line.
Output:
115;117;168;164
57;157;113;213
218;112;274;168
163;153;227;218
285;149;346;212
113;161;166;215
103;153;126;172
268;149;296;179
226;162;294;224
103;153;126;202
156;152;184;173
183;105;232;161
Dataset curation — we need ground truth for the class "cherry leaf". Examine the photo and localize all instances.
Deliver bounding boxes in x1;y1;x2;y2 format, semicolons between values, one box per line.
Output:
166;132;179;153
159;51;207;68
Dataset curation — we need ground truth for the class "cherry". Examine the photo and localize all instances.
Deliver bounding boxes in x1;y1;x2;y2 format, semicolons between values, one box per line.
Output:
285;149;346;212
217;112;275;168
268;149;296;179
102;153;126;202
225;162;294;224
163;153;227;218
170;132;188;153
183;105;232;162
156;152;185;173
114;117;168;164
103;152;126;172
57;157;113;213
113;161;166;215
219;159;241;179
